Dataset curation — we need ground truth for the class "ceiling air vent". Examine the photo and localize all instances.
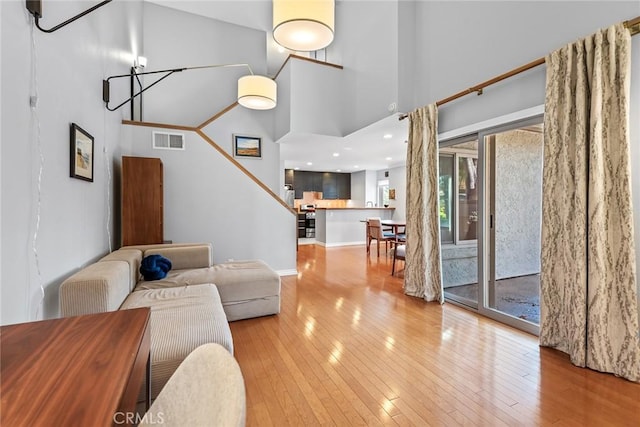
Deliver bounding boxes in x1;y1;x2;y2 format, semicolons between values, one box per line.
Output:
153;131;185;150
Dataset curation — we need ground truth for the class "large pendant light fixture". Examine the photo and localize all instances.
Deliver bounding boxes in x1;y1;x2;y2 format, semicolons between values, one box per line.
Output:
273;0;335;52
238;75;277;110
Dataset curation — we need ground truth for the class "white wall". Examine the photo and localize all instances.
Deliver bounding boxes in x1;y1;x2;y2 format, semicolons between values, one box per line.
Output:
397;0;418;113
365;170;378;206
202;102;279;192
386;165;406;220
134;2;290;275
141;3;267;126
414;1;639;133
274;64;292;142
329;1;399;134
289;60;345;137
350;170;366;206
1;0;142;325
127;125;296;273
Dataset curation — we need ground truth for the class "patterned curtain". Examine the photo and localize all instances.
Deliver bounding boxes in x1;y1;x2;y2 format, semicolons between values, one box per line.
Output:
404;104;443;303
540;23;639;382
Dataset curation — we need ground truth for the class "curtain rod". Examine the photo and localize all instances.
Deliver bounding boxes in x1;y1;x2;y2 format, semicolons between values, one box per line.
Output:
399;15;640;121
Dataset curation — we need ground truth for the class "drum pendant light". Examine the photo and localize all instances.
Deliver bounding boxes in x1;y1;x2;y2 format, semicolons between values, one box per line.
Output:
273;0;335;52
237;75;277;110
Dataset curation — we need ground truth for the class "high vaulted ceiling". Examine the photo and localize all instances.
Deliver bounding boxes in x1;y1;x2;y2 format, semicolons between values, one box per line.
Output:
146;0;410;173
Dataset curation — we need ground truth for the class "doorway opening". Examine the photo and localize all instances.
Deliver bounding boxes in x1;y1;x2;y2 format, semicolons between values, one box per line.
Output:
377;179;389;208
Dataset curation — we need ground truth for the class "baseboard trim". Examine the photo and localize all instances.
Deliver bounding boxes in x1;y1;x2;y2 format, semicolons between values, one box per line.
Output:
315;241;365;248
276;269;298;276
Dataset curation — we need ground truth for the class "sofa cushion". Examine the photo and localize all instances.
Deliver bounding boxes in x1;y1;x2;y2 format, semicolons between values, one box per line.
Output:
60;261;131;317
135;267;217;290
135;261;280;303
121;284;233;398
98;249;143;292
141;245;212;270
209;261;281;303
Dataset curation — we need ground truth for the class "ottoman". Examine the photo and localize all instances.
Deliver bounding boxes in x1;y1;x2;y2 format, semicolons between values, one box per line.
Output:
209;260;281;322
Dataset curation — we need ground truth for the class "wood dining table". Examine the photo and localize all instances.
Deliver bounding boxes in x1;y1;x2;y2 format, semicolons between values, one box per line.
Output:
381;219;406;240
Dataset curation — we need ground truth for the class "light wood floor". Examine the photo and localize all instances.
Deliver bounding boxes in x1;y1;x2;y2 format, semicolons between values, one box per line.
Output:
230;245;640;426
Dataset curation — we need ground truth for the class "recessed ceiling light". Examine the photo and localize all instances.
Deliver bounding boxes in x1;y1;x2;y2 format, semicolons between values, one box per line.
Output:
383;134;393;139
336;169;341;172
354;165;359;168
306;162;313;166
344;147;352;151
385;157;392;161
294;167;299;170
333;152;339;157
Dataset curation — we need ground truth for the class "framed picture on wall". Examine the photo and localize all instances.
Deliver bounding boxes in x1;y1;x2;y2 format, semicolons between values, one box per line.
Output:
389;189;396;200
233;134;262;159
70;123;94;182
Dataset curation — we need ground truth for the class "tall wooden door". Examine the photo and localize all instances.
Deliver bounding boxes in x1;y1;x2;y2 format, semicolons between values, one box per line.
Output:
121;156;163;246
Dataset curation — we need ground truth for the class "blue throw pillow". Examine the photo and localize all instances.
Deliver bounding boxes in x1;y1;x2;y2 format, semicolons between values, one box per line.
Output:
140;254;172;281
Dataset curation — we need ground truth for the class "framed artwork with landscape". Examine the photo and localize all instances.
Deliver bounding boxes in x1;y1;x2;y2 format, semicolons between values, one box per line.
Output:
70;123;94;182
233;134;262;159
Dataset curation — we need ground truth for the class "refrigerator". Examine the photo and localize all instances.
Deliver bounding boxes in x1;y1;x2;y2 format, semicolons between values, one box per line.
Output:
284;186;295;208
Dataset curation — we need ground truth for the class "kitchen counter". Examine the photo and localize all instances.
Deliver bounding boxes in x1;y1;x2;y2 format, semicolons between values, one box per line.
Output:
315;207;395;247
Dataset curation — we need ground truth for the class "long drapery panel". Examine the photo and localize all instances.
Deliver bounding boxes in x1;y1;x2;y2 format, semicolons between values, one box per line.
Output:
405;105;443;303
540;23;639;381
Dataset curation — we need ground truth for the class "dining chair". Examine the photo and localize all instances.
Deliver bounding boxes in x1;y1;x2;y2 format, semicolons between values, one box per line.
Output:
393;225;406;243
367;217;396;257
138;343;246;426
392;244;406;276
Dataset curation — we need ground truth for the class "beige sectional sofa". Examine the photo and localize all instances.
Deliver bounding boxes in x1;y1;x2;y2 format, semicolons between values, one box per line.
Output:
59;243;280;398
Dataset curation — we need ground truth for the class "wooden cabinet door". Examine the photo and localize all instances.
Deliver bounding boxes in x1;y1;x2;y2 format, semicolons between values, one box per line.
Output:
122;156;163;246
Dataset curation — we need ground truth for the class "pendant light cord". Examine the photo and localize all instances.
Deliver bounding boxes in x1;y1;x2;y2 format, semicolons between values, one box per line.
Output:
29;18;45;320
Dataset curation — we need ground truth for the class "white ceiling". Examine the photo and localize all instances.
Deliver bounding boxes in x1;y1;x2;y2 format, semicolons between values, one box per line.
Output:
147;0;411;173
279;114;409;173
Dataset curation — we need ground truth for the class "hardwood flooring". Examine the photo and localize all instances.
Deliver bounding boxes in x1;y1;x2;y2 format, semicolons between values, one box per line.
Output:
230;245;640;426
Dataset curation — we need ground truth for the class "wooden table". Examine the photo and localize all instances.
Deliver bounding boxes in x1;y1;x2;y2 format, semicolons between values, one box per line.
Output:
1;308;151;426
381;219;406;240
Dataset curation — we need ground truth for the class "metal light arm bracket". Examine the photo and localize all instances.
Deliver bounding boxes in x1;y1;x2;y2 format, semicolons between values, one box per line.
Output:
103;63;254;112
26;0;113;33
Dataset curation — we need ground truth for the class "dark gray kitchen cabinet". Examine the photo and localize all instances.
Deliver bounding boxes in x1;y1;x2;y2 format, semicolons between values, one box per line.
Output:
322;172;338;199
336;173;351;199
293;171;309;198
285;169;294;187
288;170;350;199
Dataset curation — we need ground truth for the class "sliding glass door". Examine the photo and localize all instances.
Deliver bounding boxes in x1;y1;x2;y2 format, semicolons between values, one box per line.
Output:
441;116;543;334
482;119;543;334
441;138;479;309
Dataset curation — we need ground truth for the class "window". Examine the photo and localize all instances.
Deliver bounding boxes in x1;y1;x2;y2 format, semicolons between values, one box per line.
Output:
438;150;478;244
439;155;454;243
458;156;478;241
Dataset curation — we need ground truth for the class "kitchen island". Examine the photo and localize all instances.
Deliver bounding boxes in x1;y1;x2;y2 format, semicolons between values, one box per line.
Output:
315;207;395;247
